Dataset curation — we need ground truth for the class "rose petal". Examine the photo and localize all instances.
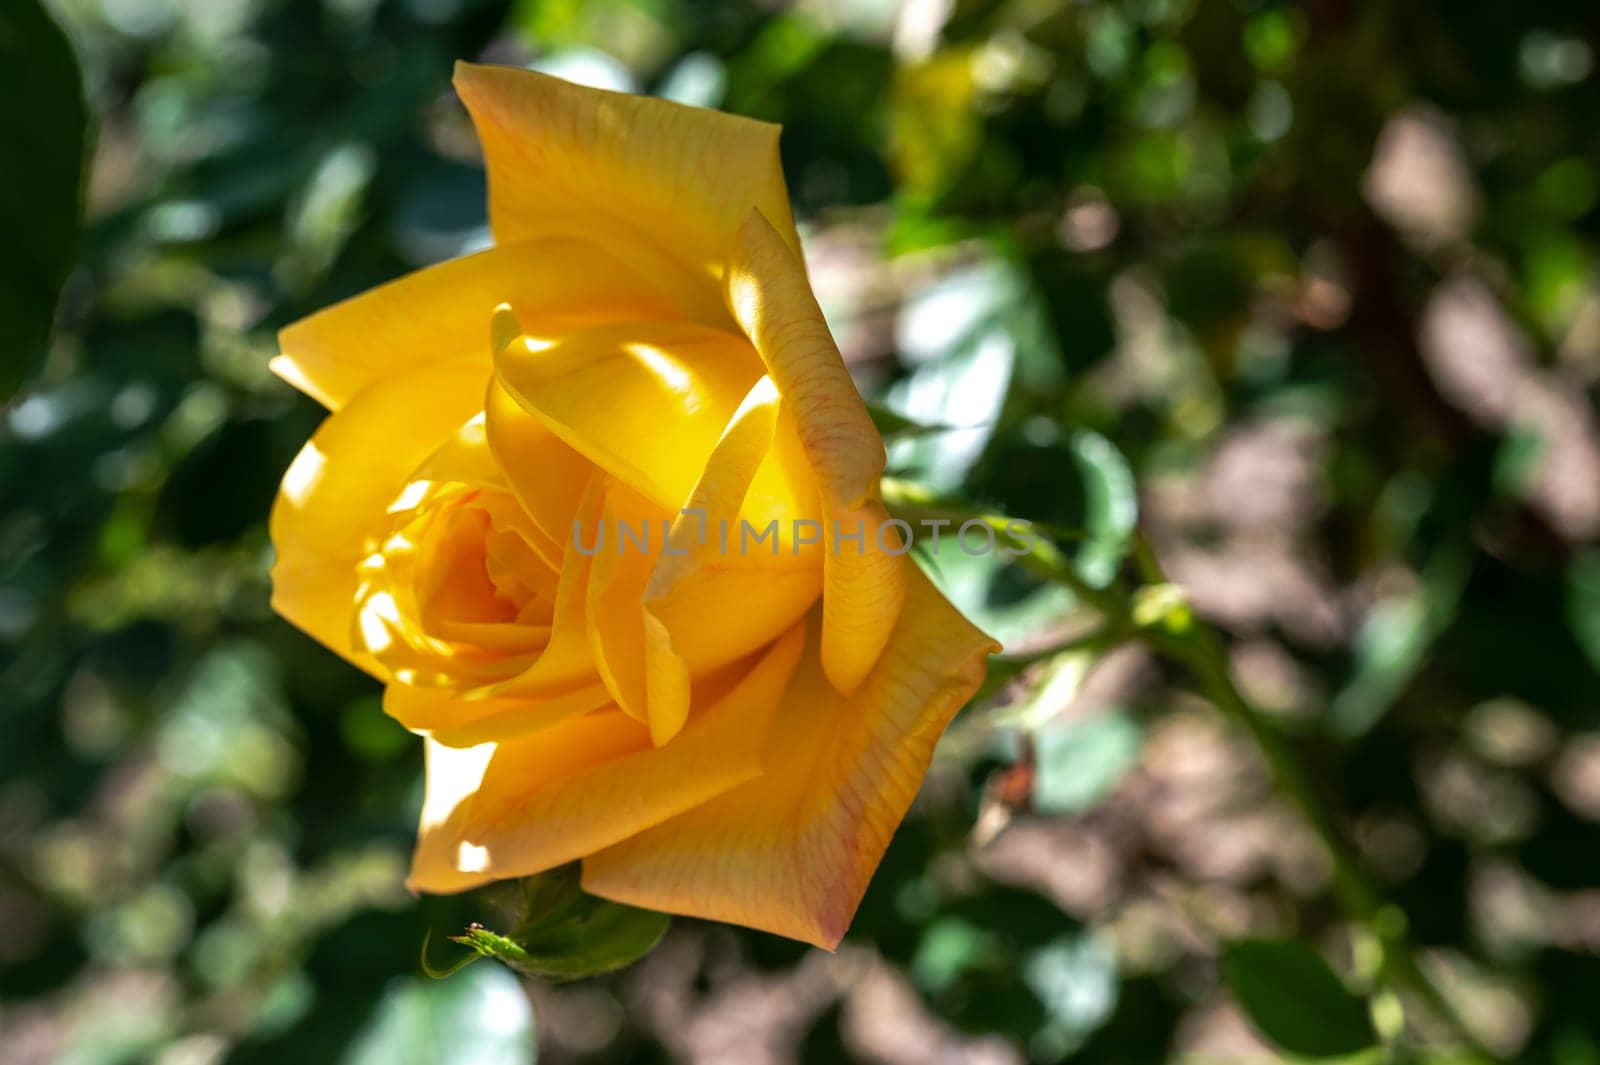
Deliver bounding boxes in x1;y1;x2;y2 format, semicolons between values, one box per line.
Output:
585;480;666;730
644;375;820;746
483;378;593;555
274;238;678;411
726;209;903;693
581;567;998;949
384;681;613;747
494;319;763;513
485;472;606;698
270;356;488;677
407;624;807;893
453;62;801;325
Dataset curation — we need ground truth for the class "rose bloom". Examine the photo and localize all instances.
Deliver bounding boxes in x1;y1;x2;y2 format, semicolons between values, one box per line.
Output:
271;62;998;948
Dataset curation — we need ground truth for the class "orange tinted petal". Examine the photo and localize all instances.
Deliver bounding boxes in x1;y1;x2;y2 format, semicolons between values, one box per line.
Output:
581;567;997;948
409;413;505;491
820;499;909;693
726;210;883;511
726;209;900;693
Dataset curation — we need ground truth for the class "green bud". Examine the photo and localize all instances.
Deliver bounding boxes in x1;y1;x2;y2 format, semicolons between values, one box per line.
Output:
1131;583;1193;635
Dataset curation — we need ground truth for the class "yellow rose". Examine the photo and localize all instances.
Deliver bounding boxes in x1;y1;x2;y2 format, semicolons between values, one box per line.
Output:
269;62;998;948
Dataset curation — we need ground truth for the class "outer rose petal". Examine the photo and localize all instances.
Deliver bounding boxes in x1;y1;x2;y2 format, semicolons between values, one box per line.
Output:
822;499;910;692
727;211;883;510
274;238;679;411
493;319;764;512
270;356;487;676
726;209;905;693
407;624;807;893
580;567;999;949
453;62;801;325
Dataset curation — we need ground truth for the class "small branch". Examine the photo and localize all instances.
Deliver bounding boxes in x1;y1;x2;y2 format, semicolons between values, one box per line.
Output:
885;486;1490;1059
972;624;1125;704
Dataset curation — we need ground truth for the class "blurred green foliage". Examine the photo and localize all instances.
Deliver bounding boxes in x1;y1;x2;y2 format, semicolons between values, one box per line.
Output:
0;0;89;399
1221;938;1376;1058
4;0;1600;1062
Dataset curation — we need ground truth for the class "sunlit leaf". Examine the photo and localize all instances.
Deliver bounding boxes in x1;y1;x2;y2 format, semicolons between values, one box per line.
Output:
1329;545;1469;739
1031;711;1142;815
1068;432;1137;588
1023;932;1119;1059
344;964;534;1065
885;256;1022;490
911;915;1006;993
991;647;1100;731
912;530;1078;650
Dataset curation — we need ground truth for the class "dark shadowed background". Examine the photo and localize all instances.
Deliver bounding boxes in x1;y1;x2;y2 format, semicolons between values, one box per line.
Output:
4;0;1600;1061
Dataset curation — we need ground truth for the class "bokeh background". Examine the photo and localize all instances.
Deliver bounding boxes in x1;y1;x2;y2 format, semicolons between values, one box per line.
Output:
4;0;1600;1061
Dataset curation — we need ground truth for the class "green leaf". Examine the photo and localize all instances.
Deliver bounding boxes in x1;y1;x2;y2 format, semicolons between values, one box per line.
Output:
1031;712;1143;815
910;916;1006;993
510;894;670;982
911;528;1078;650
882;256;1023;490
1568;549;1600;676
344;964;534;1065
442;865;670;983
990;646;1100;731
1022;932;1119;1058
0;0;89;400
865;400;963;443
1223;938;1378;1059
1068;431;1137;588
1330;545;1469;739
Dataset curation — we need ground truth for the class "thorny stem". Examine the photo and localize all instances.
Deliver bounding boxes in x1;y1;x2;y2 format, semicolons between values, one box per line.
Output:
880;479;1491;1059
